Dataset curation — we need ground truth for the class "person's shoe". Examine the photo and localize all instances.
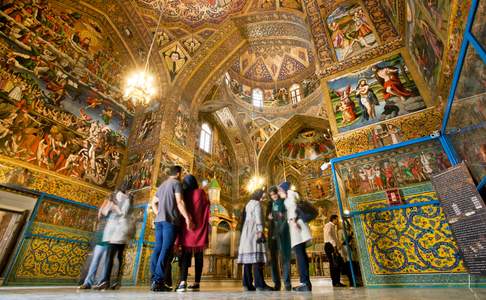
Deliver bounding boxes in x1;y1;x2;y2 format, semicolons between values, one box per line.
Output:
256;286;274;292
333;283;346;287
284;285;292;291
150;281;172;292
175;282;187;292
78;284;90;290
110;282;121;290
243;285;256;291
293;283;312;292
93;281;109;290
187;283;200;291
273;285;281;291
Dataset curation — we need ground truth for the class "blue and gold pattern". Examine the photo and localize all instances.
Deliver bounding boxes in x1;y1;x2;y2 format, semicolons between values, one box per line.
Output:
358;193;465;275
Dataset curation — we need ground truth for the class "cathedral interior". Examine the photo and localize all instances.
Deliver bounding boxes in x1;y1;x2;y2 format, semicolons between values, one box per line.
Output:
0;0;485;299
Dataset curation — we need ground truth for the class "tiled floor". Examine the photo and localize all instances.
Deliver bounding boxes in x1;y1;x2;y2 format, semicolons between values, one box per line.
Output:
0;280;484;300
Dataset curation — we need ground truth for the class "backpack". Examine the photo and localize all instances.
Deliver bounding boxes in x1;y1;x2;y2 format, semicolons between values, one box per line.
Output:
296;199;318;223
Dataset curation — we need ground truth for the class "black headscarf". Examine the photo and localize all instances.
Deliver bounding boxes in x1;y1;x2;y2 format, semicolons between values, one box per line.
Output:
183;174;199;193
250;188;265;201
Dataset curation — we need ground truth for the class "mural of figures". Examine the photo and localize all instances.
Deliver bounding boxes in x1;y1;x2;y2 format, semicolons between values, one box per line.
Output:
367;123;403;148
0;0;132;106
122;151;154;191
37;199;98;232
226;72;323;108
251;129;268;154
408;2;445;89
282;129;335;161
453;46;486;101
327;53;427;133
472;0;486;49
157;151;190;186
336;141;450;197
418;0;452;38
162;43;189;81
304;176;333;201
173;105;189;147
326;2;378;61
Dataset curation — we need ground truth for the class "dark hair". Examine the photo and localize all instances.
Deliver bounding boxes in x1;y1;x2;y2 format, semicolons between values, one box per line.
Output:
169;165;182;176
268;186;278;194
250;189;265;201
330;214;339;222
183;174;199;192
119;181;129;193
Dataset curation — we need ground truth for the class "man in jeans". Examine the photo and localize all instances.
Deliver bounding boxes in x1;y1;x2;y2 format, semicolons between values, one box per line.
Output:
324;215;345;287
150;166;193;292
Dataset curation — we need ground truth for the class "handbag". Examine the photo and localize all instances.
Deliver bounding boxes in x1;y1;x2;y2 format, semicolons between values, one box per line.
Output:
295;199;318;223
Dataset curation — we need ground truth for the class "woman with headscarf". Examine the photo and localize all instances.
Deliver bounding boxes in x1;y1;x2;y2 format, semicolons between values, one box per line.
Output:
278;181;313;292
237;188;273;292
94;183;132;290
175;175;210;292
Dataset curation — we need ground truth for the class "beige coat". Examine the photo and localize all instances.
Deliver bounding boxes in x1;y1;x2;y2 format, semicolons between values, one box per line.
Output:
102;191;131;244
284;190;312;248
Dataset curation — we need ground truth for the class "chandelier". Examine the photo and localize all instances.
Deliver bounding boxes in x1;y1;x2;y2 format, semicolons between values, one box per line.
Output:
246;175;265;193
124;72;156;106
123;9;164;107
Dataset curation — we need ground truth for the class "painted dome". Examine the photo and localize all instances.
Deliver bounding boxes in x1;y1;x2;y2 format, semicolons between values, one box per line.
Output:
135;0;247;28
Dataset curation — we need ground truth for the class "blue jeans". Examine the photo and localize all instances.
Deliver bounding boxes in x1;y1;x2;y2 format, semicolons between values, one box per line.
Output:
83;244;108;286
150;221;177;284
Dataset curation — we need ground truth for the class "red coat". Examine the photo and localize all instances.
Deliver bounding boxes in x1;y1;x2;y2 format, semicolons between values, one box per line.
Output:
179;189;210;251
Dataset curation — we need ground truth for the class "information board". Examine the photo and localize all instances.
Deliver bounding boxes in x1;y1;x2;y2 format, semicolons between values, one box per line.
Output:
431;162;486;275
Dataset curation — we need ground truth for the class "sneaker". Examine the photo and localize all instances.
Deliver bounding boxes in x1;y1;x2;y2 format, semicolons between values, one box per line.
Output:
78;284;90;290
293;283;312;292
187;283;200;291
110;282;121;290
175;282;187;292
151;281;172;292
93;281;109;290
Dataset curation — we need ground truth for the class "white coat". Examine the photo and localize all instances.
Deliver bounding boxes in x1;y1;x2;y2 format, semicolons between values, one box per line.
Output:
102;191;131;244
237;200;267;264
284;190;312;248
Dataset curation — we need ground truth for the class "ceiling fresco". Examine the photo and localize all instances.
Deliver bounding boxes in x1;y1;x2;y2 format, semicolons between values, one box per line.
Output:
134;0;247;28
229;45;314;87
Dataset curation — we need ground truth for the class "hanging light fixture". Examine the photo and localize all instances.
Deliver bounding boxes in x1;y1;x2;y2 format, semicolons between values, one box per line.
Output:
123;7;164;106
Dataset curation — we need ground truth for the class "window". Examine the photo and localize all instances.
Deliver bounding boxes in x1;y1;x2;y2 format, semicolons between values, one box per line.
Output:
252;88;263;108
290;84;302;104
199;123;212;153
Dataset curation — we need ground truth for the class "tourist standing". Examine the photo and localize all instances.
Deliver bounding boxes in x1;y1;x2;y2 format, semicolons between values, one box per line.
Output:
79;198;111;289
150;166;193;292
237;189;273;292
324;215;345;287
175;175;210;292
267;186;292;291
94;184;132;290
278;182;313;292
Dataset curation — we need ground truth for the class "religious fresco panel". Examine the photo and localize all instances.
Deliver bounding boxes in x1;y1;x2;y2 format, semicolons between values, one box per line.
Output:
0;1;134;189
156;150;191;186
326;53;426;134
472;0;486;48
326;1;378;61
335;140;450;198
406;0;445;90
121;150;155;191
172;104;190;148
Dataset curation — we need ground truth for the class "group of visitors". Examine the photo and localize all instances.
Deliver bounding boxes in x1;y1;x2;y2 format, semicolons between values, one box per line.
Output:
80;164;357;293
79;183;132;290
237;182;313;292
